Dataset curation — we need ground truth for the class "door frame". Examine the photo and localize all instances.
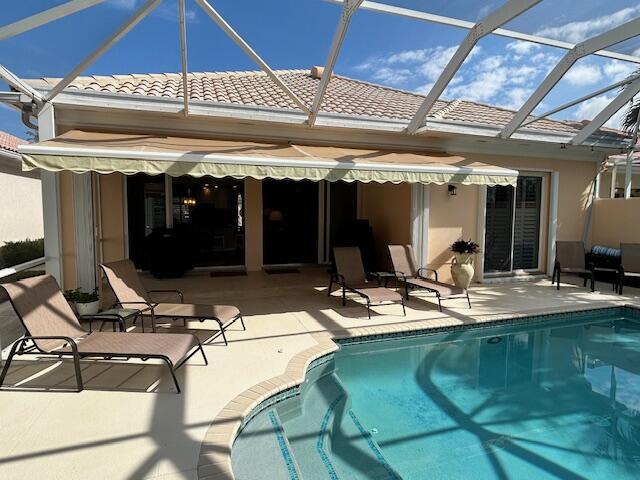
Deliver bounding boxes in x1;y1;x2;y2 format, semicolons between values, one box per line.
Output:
478;168;556;281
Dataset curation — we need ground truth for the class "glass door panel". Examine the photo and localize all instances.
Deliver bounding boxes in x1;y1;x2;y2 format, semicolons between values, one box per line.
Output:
484;185;514;273
127;174;166;269
513;176;542;270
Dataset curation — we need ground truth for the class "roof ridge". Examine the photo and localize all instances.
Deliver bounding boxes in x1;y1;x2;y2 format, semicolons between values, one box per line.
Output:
430;99;461;119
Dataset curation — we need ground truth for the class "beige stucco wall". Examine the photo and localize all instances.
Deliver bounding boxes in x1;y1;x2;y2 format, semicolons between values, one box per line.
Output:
0;171;43;245
358;182;412;269
591;197;640;246
427;154;596;283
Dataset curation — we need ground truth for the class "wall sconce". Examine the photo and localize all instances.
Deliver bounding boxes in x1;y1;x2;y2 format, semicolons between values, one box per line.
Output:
448;184;457;196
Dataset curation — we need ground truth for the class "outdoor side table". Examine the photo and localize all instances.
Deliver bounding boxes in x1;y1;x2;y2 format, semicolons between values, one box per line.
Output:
80;308;141;333
370;271;397;287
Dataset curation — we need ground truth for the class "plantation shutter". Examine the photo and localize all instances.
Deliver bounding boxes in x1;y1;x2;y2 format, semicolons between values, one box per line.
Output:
512;176;542;270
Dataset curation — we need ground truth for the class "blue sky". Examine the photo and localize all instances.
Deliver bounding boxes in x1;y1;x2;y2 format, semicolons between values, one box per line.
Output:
1;0;639;139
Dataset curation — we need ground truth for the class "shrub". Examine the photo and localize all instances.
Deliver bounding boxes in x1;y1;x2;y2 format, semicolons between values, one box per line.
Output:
0;238;44;269
64;288;99;303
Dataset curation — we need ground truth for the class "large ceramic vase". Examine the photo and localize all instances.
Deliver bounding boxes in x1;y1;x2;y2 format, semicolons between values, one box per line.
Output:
451;253;474;289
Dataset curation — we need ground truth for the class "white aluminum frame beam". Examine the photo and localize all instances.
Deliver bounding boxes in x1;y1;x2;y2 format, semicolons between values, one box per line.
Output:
178;0;189;116
308;0;363;127
45;0;161;102
195;0;310;115
326;0;640;64
624;106;640;198
0;64;45;103
406;0;541;134
0;0;105;41
501;17;640;139
522;73;640;128
571;77;640;145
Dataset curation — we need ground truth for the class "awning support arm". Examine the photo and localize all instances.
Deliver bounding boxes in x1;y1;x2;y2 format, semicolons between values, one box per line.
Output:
308;0;363;127
178;0;189;116
0;0;105;41
405;0;541;134
501;17;640;139
194;0;310;115
571;77;640;145
45;0;161;103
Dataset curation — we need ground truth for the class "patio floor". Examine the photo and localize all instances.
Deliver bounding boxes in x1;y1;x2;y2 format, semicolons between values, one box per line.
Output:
0;267;639;480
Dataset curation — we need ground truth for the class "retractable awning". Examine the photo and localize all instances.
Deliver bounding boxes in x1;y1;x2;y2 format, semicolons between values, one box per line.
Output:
20;130;518;186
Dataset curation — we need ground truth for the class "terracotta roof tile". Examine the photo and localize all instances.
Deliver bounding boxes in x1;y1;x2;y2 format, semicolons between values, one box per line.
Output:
0;131;26;154
27;70;627;138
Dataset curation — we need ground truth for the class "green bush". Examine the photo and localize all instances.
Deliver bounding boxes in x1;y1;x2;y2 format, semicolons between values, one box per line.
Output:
0;238;45;269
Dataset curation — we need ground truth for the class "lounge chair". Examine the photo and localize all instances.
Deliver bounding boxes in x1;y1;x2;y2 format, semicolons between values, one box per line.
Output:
388;245;470;312
618;243;640;294
332;246;405;319
552;241;594;291
0;275;206;393
101;260;244;345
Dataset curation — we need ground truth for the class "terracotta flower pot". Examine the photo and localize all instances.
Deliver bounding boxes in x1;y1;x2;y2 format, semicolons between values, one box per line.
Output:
451;253;474;289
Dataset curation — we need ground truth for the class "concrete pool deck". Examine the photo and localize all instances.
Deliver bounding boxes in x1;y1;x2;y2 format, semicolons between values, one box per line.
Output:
0;268;638;480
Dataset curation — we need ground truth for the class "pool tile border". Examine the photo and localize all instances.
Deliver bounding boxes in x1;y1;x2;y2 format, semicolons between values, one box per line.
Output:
197;300;639;479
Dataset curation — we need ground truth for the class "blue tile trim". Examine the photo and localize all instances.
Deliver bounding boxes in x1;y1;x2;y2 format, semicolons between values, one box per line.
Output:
316;393;345;480
268;411;300;480
348;410;401;480
336;306;632;346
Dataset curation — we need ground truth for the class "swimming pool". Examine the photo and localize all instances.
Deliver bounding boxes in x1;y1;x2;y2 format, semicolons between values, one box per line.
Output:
232;307;640;479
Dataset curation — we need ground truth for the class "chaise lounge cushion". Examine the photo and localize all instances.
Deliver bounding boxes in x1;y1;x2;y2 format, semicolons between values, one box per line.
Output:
152;303;240;324
63;332;199;366
349;285;403;303
406;278;464;296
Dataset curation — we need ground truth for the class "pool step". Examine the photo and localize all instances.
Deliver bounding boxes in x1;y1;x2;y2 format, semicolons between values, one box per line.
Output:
278;372;401;479
230;408;303;480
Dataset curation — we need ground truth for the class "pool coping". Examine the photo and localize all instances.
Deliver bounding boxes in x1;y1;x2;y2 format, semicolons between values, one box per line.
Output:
196;300;638;479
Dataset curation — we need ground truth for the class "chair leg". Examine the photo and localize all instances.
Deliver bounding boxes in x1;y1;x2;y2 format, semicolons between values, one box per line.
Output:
583;275;587;287
437;294;442;312
367;300;371;320
342;286;346;307
466;291;472;309
239;315;246;331
0;339;22;388
199;345;208;365
401;299;406;316
590;272;595;293
220;324;229;346
404;282;409;301
165;360;181;394
71;351;84;392
327;275;334;297
556;270;561;290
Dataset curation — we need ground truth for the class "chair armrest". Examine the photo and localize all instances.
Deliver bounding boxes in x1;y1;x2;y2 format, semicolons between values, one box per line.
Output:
111;301;155;314
147;289;184;303
23;335;79;352
391;270;407;282
418;267;438;281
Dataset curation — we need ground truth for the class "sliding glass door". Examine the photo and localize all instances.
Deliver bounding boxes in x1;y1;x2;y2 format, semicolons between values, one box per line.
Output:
484;175;544;274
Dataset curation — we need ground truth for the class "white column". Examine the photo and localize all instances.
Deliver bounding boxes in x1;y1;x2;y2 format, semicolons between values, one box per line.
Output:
411;184;430;267
38;103;63;285
625;157;633;199
546;171;560;276
476;186;487;282
73;173;96;291
610;165;617;198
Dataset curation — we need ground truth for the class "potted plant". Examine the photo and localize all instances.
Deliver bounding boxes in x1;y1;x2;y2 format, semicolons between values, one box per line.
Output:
450;239;480;289
64;288;100;316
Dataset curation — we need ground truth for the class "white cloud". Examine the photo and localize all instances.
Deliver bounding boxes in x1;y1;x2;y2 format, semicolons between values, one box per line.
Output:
506;41;540;56
603;60;637;81
371;67;413;86
564;63;602;86
535;7;640;43
108;0;138;10
107;0;198;23
573;94;626;128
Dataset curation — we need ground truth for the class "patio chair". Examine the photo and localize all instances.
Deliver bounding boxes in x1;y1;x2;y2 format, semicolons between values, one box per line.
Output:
618;243;640;294
388;245;470;312
0;275;207;393
100;260;244;345
333;246;405;319
552;241;594;292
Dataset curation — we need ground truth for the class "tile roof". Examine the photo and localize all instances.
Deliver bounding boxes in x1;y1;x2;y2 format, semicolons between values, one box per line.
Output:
27;70;626;138
0;131;26;154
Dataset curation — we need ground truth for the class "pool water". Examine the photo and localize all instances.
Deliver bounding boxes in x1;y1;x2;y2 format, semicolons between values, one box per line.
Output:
232;308;640;479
